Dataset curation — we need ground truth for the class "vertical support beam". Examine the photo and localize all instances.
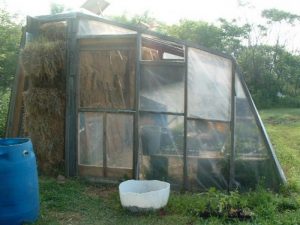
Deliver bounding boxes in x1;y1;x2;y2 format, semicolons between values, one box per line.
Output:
236;67;287;185
6;22;34;137
65;18;79;177
133;34;142;179
183;46;188;190
103;113;107;177
229;61;236;191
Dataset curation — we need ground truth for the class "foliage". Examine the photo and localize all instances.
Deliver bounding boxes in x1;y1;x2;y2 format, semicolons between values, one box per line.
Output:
262;8;300;24
165;20;224;50
0;90;10;137
0;8;21;137
0;8;21;91
50;3;67;15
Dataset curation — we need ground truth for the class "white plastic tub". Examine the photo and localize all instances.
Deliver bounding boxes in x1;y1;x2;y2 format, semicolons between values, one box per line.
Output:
119;180;170;212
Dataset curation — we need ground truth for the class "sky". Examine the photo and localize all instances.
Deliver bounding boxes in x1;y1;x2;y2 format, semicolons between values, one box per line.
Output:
1;0;300;24
1;0;300;50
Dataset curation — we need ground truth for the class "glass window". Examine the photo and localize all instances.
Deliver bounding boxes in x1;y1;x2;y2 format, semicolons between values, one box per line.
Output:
78;19;136;36
78;112;103;166
140;64;185;113
187;119;230;190
188;48;232;121
234;73;279;190
106;113;133;169
187;120;230;155
139;113;184;186
141;35;184;61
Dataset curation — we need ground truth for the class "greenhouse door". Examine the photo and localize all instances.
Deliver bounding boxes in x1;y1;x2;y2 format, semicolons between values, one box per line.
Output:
77;35;137;180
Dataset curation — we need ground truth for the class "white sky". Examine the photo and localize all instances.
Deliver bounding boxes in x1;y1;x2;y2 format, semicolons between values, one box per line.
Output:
1;0;300;24
1;0;300;50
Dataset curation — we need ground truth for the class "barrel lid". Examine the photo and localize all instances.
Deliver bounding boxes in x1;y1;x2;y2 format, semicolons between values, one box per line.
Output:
0;138;30;146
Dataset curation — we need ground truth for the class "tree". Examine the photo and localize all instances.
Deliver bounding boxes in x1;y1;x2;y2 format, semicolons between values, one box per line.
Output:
165;19;224;50
50;3;67;15
0;8;21;92
0;8;21;136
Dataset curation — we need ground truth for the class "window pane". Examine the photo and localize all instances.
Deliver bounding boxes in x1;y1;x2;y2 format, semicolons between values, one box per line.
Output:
187;119;230;190
188;48;232;121
234;73;280;190
79;49;135;109
78;112;103;166
139;113;184;186
78;19;136;36
106;113;133;169
140;64;185;113
141;35;184;61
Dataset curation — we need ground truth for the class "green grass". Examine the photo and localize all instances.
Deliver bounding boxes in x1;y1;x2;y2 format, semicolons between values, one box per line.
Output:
31;108;300;225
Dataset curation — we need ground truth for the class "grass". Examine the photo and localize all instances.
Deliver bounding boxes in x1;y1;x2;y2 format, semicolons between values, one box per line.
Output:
29;108;300;225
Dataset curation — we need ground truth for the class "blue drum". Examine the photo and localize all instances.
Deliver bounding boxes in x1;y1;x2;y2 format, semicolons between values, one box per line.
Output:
0;138;39;225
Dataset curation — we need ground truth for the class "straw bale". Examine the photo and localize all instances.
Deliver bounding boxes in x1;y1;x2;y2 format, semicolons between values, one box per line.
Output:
39;22;67;41
24;113;65;174
79;49;136;109
21;39;66;87
23;88;65;175
23;88;65;117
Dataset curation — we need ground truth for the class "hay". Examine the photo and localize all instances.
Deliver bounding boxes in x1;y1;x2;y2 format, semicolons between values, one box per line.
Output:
22;22;67;174
24;113;65;174
23;88;65;117
39;22;67;41
21;39;66;87
79;50;136;109
24;88;65;174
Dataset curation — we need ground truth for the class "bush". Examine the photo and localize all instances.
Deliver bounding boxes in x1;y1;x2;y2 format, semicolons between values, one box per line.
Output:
0;89;11;137
277;96;300;108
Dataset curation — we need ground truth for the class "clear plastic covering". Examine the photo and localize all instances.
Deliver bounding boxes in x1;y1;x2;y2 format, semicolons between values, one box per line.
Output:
139;113;184;187
234;73;279;190
79;49;135;109
187;119;230;190
188;48;232;121
78;19;136;36
78;112;103;166
106;113;133;169
140;64;185;113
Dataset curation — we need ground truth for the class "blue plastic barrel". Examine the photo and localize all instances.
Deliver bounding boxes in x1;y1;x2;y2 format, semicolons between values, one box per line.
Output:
0;138;39;225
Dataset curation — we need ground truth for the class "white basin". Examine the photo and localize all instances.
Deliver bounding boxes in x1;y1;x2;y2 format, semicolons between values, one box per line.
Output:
119;180;170;211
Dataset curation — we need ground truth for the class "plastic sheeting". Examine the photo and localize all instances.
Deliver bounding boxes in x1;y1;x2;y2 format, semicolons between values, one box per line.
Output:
78;19;136;36
187;119;230;190
140;64;185;113
188;48;232;121
78;112;103;166
234;73;280;190
106;113;133;169
78;112;133;169
139;113;184;187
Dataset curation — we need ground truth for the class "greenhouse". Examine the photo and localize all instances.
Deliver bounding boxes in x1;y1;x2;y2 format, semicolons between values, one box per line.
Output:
6;11;286;191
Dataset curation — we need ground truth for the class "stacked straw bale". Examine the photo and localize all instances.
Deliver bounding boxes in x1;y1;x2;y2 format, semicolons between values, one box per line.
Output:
22;22;66;174
79;49;136;109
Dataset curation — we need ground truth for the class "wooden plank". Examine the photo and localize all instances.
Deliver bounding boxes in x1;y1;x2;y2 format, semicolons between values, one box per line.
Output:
78;165;104;177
